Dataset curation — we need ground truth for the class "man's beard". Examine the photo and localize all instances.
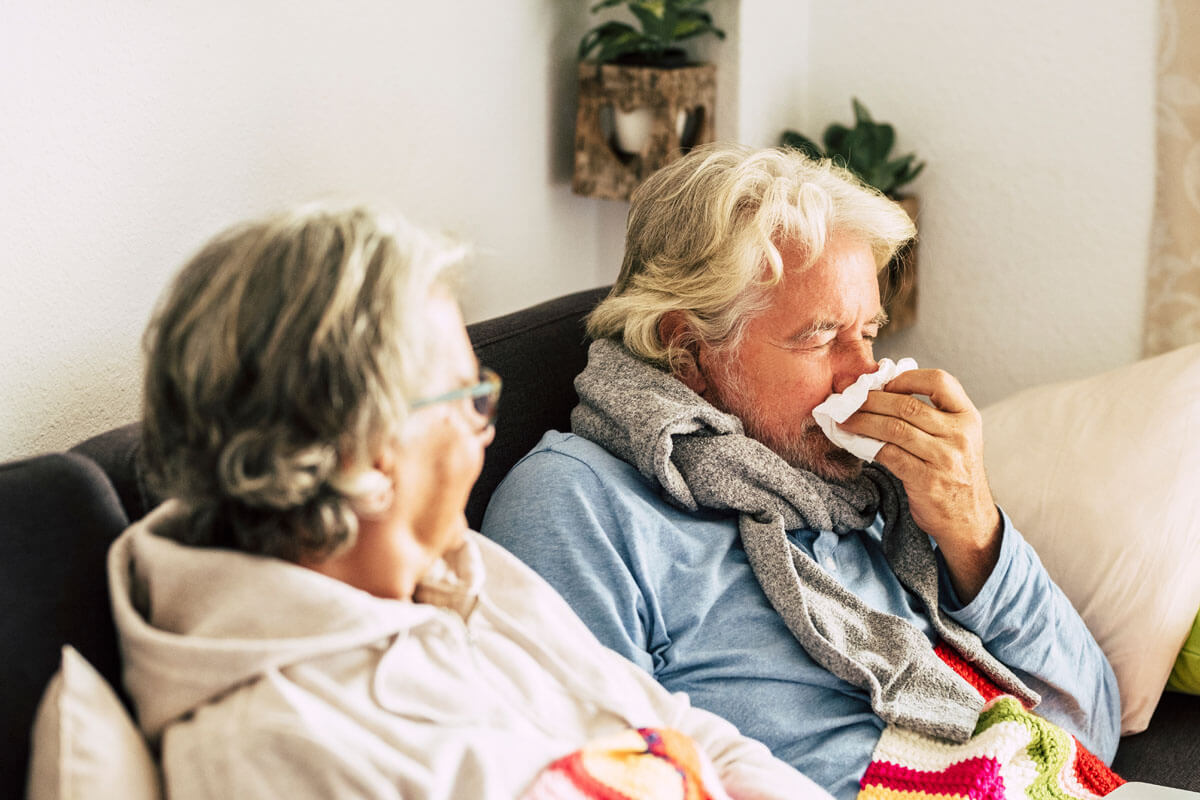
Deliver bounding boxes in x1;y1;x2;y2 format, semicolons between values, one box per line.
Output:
708;362;864;483
750;415;864;483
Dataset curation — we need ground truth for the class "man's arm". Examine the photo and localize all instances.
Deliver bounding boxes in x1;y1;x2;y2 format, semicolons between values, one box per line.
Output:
842;369;1121;759
938;511;1122;761
481;442;659;673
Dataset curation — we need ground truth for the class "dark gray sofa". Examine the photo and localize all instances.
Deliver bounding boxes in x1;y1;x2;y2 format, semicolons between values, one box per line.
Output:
3;285;1197;797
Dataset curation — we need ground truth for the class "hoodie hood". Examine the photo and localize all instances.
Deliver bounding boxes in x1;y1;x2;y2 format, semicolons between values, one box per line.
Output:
108;501;484;741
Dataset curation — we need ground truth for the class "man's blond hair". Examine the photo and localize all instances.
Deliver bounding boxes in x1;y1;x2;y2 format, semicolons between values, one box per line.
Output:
587;142;916;373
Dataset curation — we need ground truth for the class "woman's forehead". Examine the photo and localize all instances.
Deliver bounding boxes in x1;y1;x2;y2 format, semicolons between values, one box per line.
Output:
422;293;476;382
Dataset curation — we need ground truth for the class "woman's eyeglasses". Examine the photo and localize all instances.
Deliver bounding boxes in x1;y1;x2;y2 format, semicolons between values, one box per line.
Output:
411;366;502;429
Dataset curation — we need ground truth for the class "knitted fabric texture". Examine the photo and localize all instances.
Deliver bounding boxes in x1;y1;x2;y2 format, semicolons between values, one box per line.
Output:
571;339;1038;742
858;643;1124;800
521;727;722;800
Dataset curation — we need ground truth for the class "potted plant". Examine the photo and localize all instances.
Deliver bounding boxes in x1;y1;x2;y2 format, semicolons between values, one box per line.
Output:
578;0;725;67
781;99;926;331
781;98;924;200
572;0;725;199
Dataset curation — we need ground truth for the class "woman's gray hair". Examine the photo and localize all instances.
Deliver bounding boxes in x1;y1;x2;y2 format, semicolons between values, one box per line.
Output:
141;204;467;561
587;142;917;372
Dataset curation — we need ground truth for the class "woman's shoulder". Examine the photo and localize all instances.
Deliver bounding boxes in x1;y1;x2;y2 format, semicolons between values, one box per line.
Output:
467;532;607;635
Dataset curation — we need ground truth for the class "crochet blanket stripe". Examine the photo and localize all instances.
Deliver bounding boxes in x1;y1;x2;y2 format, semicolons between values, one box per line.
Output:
859;644;1124;800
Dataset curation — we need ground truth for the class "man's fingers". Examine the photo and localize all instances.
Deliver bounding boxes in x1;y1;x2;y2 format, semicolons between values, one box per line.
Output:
871;440;927;484
842;409;940;464
855;389;948;437
882;368;975;415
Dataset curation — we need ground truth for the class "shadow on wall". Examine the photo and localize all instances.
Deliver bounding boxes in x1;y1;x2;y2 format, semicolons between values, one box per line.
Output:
546;2;592;183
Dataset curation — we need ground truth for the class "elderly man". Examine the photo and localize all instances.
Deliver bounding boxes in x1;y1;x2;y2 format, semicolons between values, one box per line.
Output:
482;143;1121;799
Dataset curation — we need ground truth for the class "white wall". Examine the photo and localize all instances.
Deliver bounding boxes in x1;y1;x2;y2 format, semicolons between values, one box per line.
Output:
0;1;1157;460
1;0;617;459
801;3;1156;406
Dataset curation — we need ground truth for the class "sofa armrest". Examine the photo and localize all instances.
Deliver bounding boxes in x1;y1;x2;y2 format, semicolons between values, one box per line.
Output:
0;453;130;799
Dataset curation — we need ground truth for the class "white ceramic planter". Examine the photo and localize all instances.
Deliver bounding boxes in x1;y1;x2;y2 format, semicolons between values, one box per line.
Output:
612;108;653;154
612;108;690;155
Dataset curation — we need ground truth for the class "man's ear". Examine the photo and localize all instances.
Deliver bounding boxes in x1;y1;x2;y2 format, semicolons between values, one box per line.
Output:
658;311;707;396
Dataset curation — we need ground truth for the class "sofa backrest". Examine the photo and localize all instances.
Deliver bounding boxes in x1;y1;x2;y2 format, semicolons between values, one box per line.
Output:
464;286;608;528
70;421;147;524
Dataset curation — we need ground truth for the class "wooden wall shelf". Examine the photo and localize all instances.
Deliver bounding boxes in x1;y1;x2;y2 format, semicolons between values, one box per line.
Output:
572;61;716;201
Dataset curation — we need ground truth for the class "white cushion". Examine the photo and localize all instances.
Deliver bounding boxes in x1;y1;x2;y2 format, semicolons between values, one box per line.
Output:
982;342;1200;734
26;645;161;800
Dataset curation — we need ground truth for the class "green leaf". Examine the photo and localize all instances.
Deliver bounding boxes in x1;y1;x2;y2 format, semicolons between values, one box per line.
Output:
578;28;601;60
578;21;645;61
887;153;914;174
673;10;723;40
582;0;724;59
843;128;879;174
823;123;850;156
629;0;668;37
780;130;824;159
672;17;709;40
590;0;628;12
630;3;669;40
872;123;895;159
597;33;651;62
869;159;904;194
788;97;924;194
852;97;874;125
891;156;925;192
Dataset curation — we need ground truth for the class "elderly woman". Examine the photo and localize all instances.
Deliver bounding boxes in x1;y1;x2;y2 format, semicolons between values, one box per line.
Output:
108;205;829;799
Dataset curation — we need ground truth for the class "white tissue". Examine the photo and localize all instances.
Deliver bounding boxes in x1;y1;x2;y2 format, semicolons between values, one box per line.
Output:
811;357;919;462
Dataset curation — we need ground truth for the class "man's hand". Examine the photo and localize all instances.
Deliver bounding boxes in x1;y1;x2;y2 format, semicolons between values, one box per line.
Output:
838;368;1001;602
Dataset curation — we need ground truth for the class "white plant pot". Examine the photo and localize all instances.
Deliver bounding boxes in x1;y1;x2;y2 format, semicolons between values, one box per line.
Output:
612;108;654;155
612;108;690;155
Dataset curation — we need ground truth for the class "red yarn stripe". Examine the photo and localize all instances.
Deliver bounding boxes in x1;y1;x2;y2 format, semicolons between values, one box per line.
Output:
1072;740;1126;794
933;642;1006;703
861;755;1007;800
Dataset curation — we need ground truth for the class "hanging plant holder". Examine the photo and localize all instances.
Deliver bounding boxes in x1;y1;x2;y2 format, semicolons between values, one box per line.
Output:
572;61;716;201
879;195;919;334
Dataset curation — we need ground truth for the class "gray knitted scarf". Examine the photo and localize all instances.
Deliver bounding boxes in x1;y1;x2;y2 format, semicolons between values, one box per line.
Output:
571;339;1039;742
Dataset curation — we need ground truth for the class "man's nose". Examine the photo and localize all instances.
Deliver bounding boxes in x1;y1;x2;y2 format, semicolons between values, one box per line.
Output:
832;342;878;394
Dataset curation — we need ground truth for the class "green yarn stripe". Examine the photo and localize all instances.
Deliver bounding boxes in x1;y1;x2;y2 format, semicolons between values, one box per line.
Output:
974;697;1075;800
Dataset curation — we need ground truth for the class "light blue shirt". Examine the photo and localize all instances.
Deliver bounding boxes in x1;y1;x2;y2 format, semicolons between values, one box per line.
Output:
481;431;1121;800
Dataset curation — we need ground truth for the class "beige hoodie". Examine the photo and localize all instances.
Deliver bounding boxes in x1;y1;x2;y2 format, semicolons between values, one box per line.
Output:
109;502;831;800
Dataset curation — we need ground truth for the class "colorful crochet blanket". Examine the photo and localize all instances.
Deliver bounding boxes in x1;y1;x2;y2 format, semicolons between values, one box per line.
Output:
521;727;725;800
859;644;1124;800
